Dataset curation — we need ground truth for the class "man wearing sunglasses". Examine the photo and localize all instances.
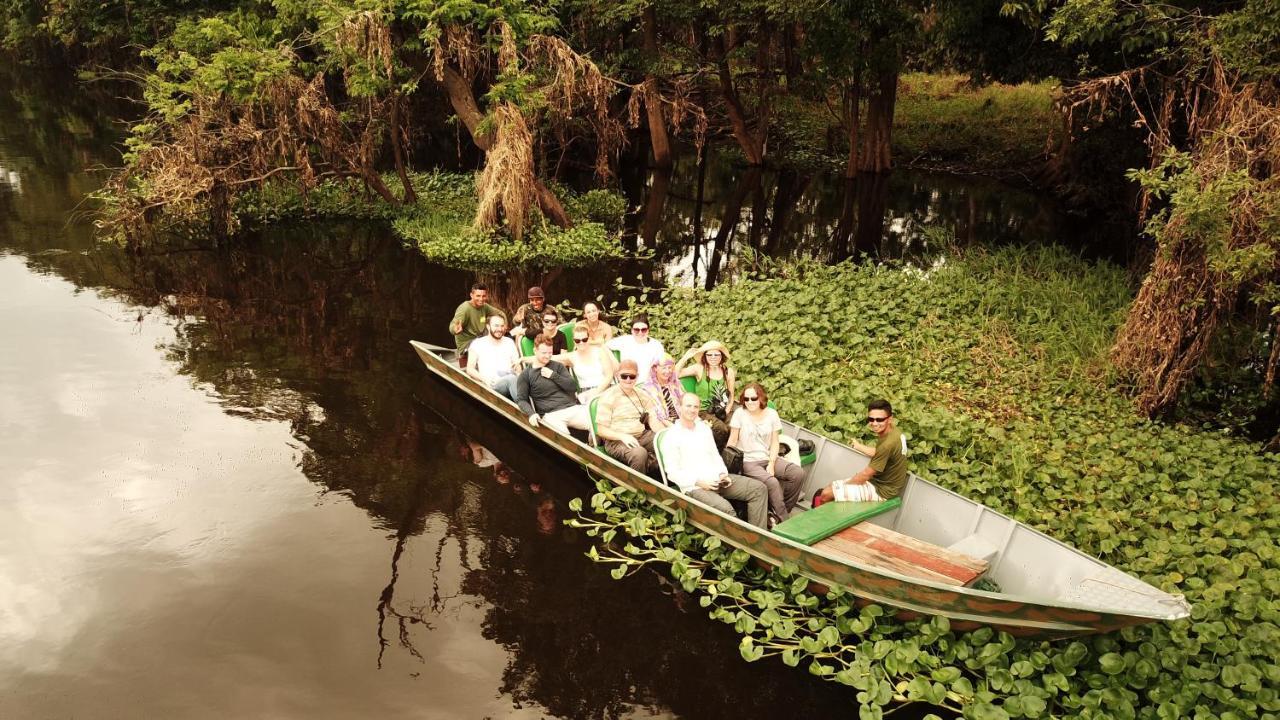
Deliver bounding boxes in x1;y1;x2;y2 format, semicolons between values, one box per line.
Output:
595;359;668;474
606;312;665;383
814;399;908;505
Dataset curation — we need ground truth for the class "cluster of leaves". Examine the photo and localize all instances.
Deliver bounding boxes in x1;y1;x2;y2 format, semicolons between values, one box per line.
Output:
572;246;1278;718
236;170;627;272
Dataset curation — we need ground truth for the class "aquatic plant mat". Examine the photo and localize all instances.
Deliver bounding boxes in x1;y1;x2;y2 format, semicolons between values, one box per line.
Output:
570;247;1277;718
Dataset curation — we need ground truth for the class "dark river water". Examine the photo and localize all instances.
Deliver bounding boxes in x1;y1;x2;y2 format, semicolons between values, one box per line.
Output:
0;68;1048;718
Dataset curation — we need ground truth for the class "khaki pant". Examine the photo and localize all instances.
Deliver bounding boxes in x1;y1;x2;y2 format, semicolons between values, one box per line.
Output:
688;474;769;529
604;429;657;473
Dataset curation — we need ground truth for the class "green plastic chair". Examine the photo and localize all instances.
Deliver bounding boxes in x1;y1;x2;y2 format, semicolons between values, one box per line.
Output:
653;427;674;487
519;335;535;357
588;396;603;447
558;322;576;351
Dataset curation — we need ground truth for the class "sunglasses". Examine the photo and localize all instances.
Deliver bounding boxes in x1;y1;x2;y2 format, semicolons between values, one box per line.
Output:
742;396;759;402
619;373;637;380
867;416;891;424
574;336;589;343
631;326;649;333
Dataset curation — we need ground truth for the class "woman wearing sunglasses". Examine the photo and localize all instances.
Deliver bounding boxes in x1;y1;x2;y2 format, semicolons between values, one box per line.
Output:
560;321;618;402
727;383;805;526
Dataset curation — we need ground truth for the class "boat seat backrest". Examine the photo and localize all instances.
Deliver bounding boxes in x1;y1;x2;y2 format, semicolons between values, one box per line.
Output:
773;497;902;546
653;427;674;487
588;396;602;447
558;322;577;351
519;335;535;358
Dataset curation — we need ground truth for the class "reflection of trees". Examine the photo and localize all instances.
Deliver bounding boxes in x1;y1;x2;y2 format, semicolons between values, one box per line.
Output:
616;145;1074;289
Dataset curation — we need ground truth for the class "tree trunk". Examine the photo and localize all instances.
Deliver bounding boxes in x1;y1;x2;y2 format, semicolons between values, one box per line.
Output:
535;181;572;228
640;167;671;247
641;8;673;169
844;68;863;179
859;67;898;173
441;65;493;151
389;96;417;204
715;31;766;166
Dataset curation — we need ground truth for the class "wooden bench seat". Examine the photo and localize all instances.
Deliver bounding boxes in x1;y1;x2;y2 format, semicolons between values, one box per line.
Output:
813;522;989;587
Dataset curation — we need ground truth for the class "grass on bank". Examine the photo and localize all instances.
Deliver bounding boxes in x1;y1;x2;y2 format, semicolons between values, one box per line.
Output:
235;170;628;272
771;72;1060;177
598;246;1278;718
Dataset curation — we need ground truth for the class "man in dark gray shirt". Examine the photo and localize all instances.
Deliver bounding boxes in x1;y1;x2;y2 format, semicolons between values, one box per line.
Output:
516;336;591;436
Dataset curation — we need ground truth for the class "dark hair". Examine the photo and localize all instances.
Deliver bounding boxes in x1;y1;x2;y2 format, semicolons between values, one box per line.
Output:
738;382;768;407
534;336;555;350
868;398;893;416
470;282;488;293
582;301;602;315
630;312;650;328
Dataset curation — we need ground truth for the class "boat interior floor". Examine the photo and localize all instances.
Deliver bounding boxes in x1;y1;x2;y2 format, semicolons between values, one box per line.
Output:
813;522;990;587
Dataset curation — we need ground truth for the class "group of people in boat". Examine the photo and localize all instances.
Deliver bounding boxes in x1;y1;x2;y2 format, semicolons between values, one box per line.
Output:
449;283;908;530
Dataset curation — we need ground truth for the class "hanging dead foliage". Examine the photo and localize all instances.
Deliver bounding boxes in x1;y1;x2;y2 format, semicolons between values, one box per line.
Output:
1065;57;1280;416
102;10;420;242
474;103;537;240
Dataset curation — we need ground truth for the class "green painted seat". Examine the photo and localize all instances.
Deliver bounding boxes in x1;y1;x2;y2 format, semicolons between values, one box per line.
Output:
679;375;697;393
772;497;902;546
558;322;577;351
588;396;603;447
519;335;535;357
653;427;675;487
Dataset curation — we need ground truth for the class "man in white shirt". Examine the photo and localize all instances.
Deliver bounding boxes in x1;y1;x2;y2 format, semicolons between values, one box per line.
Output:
606;312;665;383
661;393;768;529
466;315;521;400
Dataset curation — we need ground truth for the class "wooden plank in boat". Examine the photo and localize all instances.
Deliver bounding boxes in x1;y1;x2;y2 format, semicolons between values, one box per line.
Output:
814;524;988;587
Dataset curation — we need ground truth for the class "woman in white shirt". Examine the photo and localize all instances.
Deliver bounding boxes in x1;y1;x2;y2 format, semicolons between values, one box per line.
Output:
560;321;617;402
727;382;806;526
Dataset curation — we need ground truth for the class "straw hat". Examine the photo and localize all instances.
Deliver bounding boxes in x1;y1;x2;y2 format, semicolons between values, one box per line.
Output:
692;340;731;364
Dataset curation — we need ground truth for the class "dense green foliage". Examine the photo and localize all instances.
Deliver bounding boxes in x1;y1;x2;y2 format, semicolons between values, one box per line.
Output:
575;247;1278;717
236;171;627;272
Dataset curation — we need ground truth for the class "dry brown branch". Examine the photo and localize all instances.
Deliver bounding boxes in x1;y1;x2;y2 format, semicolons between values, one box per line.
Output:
474;104;536;240
1067;56;1280;417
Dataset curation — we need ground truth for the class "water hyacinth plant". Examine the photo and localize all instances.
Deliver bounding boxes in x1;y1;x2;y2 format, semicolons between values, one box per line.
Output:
569;246;1278;718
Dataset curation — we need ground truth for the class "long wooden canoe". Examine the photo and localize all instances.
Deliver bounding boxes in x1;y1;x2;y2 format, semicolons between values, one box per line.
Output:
411;340;1190;638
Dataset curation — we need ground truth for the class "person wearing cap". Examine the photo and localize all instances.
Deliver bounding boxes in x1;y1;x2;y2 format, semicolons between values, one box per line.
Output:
594;359;668;474
674;340;736;448
511;286;560;340
606;312;666;383
449;282;507;366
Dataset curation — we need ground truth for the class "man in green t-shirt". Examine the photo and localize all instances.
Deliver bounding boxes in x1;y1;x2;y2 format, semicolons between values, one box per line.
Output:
815;399;908;504
449;282;507;360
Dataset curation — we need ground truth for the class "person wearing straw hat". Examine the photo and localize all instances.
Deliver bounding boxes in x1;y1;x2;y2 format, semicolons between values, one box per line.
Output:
674;340;736;448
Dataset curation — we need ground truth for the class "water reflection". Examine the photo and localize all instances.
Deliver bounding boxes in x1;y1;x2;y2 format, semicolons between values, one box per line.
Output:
622;147;1073;287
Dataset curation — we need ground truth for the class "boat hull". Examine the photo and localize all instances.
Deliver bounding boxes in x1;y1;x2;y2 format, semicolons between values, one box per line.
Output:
411;341;1187;638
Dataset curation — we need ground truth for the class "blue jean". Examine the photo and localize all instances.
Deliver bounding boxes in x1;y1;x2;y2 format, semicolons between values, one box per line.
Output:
490;375;517;401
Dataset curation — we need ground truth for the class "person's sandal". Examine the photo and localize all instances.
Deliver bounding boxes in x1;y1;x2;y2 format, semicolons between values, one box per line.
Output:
811;490;828;508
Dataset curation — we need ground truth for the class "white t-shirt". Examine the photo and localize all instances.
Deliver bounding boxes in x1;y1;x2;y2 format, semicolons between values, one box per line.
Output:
662;420;727;493
468;334;519;383
607;335;666;382
729;407;781;462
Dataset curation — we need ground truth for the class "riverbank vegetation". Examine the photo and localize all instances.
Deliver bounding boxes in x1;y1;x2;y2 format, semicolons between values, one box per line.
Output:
575;246;1278;718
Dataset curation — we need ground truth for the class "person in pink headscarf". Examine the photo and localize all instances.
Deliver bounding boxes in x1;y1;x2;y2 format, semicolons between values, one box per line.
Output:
644;353;685;425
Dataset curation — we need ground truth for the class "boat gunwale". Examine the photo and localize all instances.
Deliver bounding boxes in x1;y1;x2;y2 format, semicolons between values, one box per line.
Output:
411;341;1191;627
